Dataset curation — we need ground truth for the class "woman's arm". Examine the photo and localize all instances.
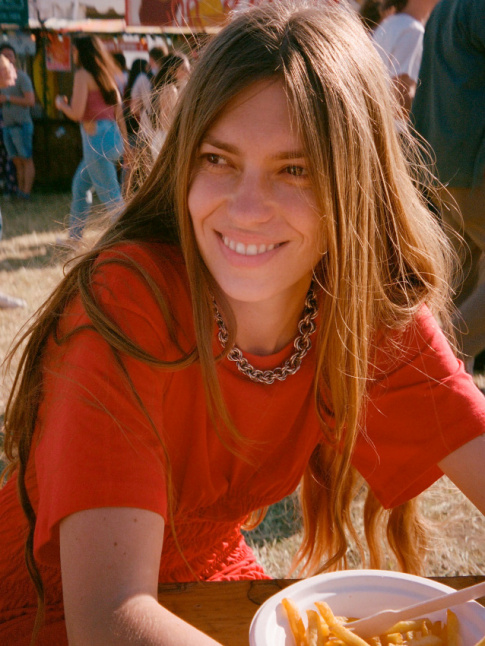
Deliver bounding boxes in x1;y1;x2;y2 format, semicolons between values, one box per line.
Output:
55;69;89;122
438;434;485;515
60;507;222;646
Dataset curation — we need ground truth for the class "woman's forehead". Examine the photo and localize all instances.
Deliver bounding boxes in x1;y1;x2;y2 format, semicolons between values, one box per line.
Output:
205;78;299;136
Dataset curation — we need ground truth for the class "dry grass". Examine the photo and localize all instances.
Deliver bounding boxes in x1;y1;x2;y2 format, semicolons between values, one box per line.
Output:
244;479;485;578
0;192;71;412
1;192;484;579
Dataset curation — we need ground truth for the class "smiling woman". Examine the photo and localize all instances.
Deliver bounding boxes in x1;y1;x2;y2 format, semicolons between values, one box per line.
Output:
188;80;322;354
1;1;485;645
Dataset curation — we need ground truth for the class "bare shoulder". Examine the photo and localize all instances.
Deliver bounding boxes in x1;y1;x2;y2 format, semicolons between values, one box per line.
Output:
75;68;96;89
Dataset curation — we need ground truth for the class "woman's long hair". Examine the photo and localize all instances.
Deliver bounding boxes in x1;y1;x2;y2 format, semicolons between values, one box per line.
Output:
3;0;454;639
73;34;119;106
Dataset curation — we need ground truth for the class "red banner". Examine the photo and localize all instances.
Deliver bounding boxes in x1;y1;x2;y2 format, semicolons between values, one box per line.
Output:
126;0;258;28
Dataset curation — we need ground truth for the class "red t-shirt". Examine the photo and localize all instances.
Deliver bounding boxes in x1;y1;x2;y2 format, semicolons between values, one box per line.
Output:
1;242;484;644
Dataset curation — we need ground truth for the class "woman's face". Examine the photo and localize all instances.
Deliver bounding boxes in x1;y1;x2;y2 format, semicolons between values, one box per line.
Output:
188;80;323;311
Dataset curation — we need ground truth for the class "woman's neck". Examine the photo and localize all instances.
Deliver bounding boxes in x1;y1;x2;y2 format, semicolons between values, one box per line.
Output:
226;283;313;356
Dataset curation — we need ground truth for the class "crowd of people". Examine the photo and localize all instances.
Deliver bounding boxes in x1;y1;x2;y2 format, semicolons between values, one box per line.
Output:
0;0;484;644
360;0;485;376
53;37;192;248
0;35;192;307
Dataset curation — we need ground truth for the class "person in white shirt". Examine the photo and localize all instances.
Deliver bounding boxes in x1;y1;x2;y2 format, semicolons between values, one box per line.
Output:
372;0;439;117
130;45;168;124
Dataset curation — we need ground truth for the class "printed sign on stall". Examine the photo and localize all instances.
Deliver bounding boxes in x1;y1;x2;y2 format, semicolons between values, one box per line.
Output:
45;34;72;72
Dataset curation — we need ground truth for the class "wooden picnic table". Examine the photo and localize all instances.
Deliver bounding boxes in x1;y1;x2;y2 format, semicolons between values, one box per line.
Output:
158;575;485;645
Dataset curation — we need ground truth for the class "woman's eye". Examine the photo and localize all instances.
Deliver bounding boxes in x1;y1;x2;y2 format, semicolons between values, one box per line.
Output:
203;152;227;166
284;165;308;177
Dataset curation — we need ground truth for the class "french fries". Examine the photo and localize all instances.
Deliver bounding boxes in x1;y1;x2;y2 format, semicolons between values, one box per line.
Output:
281;598;483;646
282;598;307;646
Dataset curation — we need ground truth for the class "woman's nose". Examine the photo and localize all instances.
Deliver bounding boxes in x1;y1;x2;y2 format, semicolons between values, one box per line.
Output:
227;170;273;225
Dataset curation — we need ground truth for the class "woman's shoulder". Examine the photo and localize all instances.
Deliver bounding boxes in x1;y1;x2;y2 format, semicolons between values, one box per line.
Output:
74;68;98;93
61;242;194;357
371;305;459;383
75;67;92;82
93;241;189;303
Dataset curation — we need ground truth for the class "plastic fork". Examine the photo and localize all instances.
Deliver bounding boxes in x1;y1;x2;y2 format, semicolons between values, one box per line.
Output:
345;580;485;639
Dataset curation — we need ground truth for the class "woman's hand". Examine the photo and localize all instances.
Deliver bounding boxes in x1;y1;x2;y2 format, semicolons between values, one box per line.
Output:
55;95;68;111
60;507;222;645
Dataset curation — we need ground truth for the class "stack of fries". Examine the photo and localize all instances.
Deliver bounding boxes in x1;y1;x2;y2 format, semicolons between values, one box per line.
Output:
281;598;485;646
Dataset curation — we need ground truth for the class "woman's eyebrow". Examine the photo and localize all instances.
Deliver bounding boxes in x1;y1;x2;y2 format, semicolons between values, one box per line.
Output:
201;135;306;161
271;150;307;161
200;135;239;155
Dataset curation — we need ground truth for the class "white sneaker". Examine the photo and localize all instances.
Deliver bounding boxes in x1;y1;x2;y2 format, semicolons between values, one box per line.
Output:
0;292;27;308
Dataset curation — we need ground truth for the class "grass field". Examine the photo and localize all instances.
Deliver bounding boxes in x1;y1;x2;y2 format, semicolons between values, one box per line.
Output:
1;190;484;578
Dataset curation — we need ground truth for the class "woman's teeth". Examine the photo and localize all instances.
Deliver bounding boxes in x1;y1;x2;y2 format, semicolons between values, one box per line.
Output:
222;236;277;256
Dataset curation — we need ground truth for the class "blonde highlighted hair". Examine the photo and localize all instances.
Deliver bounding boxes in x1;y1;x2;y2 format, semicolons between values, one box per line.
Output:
3;0;454;640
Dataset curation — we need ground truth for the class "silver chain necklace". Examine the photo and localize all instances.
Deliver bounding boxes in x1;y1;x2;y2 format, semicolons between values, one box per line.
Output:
213;286;318;385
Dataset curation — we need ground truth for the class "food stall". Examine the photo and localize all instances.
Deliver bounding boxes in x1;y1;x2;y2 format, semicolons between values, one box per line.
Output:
0;0;361;188
0;1;216;188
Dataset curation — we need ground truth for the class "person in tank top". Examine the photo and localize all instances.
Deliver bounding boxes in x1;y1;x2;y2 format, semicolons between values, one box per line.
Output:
55;35;126;246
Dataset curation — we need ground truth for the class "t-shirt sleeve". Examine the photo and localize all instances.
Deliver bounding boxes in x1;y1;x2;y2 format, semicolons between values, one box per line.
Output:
33;246;182;566
389;26;423;82
19;71;34;95
352;306;485;509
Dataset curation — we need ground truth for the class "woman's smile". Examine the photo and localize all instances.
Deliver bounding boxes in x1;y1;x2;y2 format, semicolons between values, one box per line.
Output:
220;234;281;256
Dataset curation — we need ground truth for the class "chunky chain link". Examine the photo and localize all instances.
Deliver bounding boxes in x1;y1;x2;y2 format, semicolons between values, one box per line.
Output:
214;286;318;384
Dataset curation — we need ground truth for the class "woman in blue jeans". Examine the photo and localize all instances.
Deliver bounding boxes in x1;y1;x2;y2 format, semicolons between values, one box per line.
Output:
55;35;125;245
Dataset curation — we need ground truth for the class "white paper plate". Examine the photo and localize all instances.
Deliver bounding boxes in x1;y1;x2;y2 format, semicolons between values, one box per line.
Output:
249;570;485;646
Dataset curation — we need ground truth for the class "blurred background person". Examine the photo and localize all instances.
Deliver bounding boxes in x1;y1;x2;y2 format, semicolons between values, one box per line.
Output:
0;43;35;200
0;109;17;200
55;35;125;246
121;57;149;192
0;53;26;308
112;51;129;97
372;0;439;120
130;45;168;126
140;52;191;165
412;0;485;374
